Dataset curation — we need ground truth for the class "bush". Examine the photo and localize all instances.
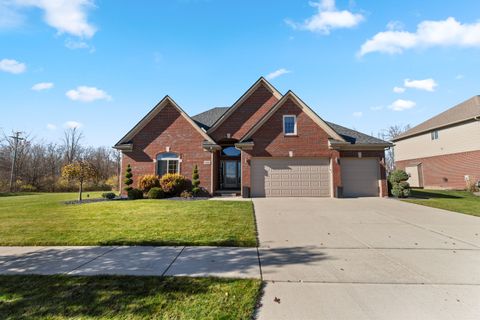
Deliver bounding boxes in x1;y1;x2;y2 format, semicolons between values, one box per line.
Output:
160;173;188;196
388;169;411;198
138;174;160;193
192;165;200;196
127;188;143;200
180;190;193;199
388;170;410;184
147;187;165;199
101;192;116;200
19;184;37;192
124;164;133;192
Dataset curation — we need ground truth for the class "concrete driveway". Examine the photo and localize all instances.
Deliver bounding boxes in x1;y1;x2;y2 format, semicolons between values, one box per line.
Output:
254;198;480;320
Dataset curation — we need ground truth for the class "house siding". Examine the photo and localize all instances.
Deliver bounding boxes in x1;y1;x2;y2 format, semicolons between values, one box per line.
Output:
120;102;212;194
210;83;279;141
396;150;480;189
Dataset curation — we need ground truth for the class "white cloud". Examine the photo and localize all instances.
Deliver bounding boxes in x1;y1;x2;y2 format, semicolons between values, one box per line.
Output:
15;0;97;38
0;58;26;74
393;86;405;93
64;38;95;52
388;99;416;111
352;111;363;117
46;123;56;130
32;82;54;91
455;74;464;80
266;68;291;80
286;0;364;35
404;78;437;91
66;86;112;102
63;121;82;129
359;17;480;56
0;1;24;28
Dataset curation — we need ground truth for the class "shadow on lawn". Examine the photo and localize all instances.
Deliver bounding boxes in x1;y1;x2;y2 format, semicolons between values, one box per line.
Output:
0;275;239;319
0;192;37;197
98;238;257;247
410;190;462;199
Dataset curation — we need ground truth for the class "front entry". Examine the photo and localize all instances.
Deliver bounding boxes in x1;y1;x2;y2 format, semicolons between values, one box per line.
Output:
221;160;241;189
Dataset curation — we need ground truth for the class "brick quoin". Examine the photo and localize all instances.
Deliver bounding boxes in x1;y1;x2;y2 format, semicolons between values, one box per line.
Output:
121;102;212;194
211;83;279;141
396;150;480;189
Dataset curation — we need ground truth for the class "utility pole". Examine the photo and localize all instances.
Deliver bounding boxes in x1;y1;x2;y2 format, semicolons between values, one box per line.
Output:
9;131;24;192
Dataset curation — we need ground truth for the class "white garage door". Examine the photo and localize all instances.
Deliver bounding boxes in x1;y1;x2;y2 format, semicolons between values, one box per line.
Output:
341;158;379;197
251;158;331;197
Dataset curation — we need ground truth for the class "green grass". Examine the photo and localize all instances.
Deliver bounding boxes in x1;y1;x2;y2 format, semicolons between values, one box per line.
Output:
404;189;480;217
0;275;261;320
0;192;257;247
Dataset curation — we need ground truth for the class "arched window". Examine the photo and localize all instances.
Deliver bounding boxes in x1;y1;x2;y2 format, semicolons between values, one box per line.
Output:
221;146;241;157
157;152;180;176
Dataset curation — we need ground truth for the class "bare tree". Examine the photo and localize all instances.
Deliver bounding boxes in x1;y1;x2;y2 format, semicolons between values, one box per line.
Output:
379;124;411;173
62;127;83;163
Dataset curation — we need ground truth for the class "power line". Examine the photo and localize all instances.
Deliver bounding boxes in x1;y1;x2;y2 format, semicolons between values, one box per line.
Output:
9;131;24;192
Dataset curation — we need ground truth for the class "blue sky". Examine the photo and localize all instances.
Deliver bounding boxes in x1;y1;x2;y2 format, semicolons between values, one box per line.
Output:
1;0;479;146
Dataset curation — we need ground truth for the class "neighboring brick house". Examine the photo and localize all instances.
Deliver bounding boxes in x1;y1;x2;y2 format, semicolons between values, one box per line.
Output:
114;77;391;197
393;96;480;189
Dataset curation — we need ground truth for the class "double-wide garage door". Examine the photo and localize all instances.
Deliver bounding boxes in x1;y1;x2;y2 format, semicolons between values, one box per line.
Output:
251;158;331;197
341;158;380;197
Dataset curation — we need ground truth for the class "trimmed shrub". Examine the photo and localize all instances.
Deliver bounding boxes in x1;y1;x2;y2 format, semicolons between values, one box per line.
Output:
160;173;188;196
101;192;116;199
192;165;200;196
127;188;143;200
180;190;193;199
147;187;165;199
138;174;160;193
124;164;133;192
388;169;411;198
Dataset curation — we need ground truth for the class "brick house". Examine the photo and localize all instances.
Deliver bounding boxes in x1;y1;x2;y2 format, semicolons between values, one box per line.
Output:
114;77;391;197
393;96;480;189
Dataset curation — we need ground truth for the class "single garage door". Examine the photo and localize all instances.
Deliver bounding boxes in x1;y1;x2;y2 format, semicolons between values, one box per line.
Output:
251;158;331;197
341;158;379;197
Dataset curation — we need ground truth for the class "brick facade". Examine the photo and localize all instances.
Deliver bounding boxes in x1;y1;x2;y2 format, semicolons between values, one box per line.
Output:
210;83;279;141
396;150;480;189
121;102;212;194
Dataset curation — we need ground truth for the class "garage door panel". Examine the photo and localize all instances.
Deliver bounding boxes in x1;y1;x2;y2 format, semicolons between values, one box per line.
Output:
341;158;379;197
251;158;331;197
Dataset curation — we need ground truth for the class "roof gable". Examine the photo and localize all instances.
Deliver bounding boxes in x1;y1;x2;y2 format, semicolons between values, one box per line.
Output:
394;95;480;141
240;91;345;142
206;77;282;135
114;96;215;148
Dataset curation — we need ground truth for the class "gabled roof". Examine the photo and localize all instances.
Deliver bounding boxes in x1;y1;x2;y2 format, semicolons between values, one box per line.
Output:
240;90;346;142
206;77;283;134
393;95;480;141
192;107;230;130
114;96;216;148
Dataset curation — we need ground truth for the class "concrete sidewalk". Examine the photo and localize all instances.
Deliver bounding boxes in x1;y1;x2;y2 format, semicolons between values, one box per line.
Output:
0;246;261;278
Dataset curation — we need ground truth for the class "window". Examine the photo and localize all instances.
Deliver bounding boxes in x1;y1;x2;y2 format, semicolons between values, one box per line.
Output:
431;130;439;140
283;115;297;135
221;146;241;157
157;152;180;176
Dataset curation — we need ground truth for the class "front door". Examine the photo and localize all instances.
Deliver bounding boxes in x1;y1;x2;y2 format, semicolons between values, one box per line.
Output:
223;160;240;189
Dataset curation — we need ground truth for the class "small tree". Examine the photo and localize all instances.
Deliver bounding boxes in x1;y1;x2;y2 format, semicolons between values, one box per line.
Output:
192;165;200;196
388;169;411;198
61;160;98;202
124;164;133;192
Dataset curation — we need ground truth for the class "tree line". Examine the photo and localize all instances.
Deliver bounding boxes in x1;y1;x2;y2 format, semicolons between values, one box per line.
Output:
0;128;120;192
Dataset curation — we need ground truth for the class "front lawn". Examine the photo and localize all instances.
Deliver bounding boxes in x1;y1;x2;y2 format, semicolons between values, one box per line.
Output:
404;189;480;217
0;192;257;247
0;275;261;320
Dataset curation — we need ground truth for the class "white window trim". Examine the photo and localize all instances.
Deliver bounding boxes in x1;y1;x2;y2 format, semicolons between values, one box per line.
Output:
157;153;181;175
283;115;297;136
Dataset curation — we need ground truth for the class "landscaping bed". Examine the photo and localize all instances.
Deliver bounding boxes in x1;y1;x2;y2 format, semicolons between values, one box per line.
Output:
0;275;261;320
0;192;257;246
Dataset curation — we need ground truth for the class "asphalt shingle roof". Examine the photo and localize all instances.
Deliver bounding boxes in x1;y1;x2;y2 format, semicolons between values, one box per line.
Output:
393;95;480;141
192;107;389;145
